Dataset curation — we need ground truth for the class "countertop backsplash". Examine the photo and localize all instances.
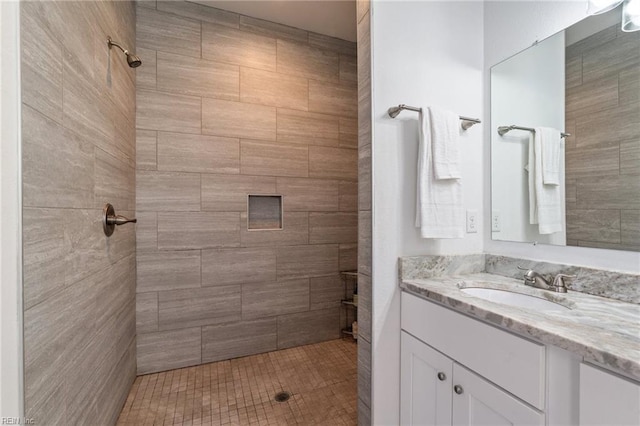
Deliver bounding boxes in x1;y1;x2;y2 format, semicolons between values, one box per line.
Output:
400;254;639;304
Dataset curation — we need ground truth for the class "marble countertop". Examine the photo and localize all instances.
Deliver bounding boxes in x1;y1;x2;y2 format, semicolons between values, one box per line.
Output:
401;273;640;380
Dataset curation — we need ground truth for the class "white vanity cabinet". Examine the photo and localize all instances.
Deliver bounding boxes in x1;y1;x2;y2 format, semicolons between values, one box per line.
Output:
401;292;580;426
401;331;544;426
579;363;640;425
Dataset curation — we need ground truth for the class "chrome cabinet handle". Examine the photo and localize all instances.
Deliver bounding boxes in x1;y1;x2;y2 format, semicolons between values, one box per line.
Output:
454;385;463;395
437;372;446;381
103;203;137;237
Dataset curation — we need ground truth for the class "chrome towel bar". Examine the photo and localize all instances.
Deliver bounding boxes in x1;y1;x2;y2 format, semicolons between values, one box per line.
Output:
498;125;571;139
387;104;481;130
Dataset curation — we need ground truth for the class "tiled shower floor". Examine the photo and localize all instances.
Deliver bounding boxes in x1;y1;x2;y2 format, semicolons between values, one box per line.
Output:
116;339;357;425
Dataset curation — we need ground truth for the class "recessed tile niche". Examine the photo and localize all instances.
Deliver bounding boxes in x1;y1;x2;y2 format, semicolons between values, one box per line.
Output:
247;195;283;230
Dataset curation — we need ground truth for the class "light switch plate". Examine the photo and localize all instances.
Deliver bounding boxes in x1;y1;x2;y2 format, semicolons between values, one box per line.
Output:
466;210;478;233
492;211;501;232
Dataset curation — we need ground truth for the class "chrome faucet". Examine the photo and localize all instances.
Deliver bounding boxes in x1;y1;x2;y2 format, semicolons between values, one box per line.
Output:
517;266;575;293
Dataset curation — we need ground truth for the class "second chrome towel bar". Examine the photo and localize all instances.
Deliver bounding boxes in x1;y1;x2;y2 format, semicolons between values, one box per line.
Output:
387;104;481;130
498;125;571;139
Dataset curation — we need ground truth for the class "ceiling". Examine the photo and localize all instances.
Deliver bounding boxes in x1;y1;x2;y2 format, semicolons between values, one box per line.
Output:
189;0;357;42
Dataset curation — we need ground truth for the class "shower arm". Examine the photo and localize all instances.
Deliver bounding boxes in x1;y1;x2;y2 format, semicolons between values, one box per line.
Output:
107;37;129;55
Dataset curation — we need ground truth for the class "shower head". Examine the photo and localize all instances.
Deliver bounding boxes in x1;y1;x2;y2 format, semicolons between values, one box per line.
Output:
107;36;142;68
126;53;142;68
388;105;403;118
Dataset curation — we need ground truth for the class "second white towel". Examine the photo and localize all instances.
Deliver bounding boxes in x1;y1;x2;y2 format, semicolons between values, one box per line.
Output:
528;127;563;234
415;107;464;239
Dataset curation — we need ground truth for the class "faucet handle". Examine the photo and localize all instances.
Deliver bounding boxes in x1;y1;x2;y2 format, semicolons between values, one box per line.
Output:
552;274;576;291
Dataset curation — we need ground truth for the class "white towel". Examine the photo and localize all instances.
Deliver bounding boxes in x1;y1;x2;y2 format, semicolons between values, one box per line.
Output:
528;129;562;234
415;109;464;238
539;127;562;186
429;107;462;179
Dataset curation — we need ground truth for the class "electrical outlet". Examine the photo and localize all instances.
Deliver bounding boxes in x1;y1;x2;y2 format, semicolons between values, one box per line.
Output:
466;210;478;233
492;211;501;232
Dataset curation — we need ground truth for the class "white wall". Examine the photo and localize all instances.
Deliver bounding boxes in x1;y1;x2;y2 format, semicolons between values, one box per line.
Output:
484;1;640;273
371;1;484;423
0;0;24;418
491;31;566;245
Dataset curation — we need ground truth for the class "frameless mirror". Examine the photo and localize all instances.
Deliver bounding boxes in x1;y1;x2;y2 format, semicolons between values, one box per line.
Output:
490;7;639;252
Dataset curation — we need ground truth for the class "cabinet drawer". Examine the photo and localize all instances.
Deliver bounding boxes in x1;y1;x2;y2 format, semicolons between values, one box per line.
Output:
401;292;546;410
580;363;640;425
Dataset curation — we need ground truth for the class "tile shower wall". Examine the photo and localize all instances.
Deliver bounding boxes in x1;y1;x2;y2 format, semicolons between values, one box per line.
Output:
135;1;358;374
21;1;137;424
565;24;640;251
356;0;372;424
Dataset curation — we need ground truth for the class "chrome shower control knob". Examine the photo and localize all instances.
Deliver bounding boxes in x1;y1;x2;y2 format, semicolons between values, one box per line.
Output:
437;372;446;381
454;385;464;395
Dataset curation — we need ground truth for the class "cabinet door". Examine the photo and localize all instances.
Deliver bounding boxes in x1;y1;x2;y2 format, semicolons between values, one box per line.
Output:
401;331;453;426
580;363;640;426
452;363;544;426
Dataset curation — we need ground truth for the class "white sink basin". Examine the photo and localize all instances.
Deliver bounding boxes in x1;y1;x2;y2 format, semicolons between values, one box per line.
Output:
460;287;570;312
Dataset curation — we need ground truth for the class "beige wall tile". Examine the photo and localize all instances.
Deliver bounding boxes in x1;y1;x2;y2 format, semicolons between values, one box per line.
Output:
339;117;358;149
23;105;95;209
582;31;639;84
309;212;358;244
95;148;135;211
240;211;308;247
240;68;308;110
158;286;241;330
276;244;339;280
310;275;343;310
201;318;277;363
136;47;157;90
566;209;621;244
136;129;157;171
157;132;240;174
157;51;240;100
309;80;357;118
277;177;340;211
239;15;308;42
358;336;372;407
276;308;340;349
136;7;201;57
621;210;640;246
576;176;640;209
135;212;158;251
340;55;358;83
277;108;340;147
358;273;371;342
339;243;358;272
357;0;370;24
202;248;277;286
620;140;640;175
137;328;202;374
202;98;276;140
202;23;276;71
201;174;276;211
619;67;639;106
358;211;371;277
566;25;616;58
158;212;240;250
21;1;63;123
136;171;200;211
566;144;619;178
241;279;310;319
157;1;239;27
575;102;639;147
309;146;358;180
137;90;201;134
241;140;308;177
137;250;201;292
566;75;618;120
339;180;358;212
136;292;158;333
277;40;339;82
308;32;357;56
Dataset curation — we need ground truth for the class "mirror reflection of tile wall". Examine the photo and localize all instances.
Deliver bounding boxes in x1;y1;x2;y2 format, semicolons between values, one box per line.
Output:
565;25;640;251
